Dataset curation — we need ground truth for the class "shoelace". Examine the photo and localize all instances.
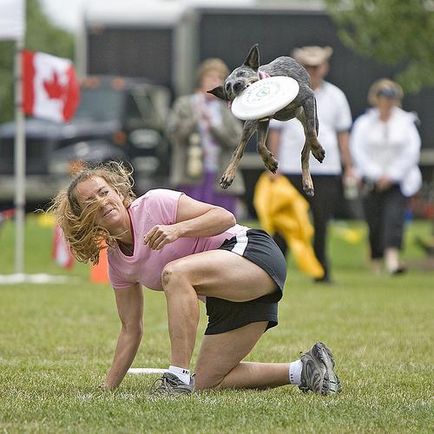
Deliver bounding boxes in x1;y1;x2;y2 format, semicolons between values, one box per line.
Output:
151;376;177;394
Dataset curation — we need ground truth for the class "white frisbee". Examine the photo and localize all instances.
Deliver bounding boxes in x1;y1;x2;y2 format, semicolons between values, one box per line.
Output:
231;76;299;121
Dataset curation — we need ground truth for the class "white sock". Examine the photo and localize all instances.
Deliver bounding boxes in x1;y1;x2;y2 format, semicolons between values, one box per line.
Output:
385;248;399;273
168;365;191;385
289;360;303;385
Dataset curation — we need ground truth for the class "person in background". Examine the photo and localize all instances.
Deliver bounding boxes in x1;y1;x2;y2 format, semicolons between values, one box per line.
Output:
167;58;244;216
350;79;422;274
267;46;354;283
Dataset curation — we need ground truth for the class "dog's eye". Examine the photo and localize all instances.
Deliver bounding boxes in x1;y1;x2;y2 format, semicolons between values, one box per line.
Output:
237;71;246;77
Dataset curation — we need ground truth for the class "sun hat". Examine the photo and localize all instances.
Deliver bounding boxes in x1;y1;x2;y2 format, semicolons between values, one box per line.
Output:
292;46;333;66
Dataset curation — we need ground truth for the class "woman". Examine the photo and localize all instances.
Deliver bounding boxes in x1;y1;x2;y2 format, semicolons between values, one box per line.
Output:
49;162;340;395
167;58;244;216
350;79;422;274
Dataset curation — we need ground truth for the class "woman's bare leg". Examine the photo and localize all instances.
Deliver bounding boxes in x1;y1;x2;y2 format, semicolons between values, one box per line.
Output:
159;251;340;394
161;250;277;370
194;322;290;390
163;272;200;369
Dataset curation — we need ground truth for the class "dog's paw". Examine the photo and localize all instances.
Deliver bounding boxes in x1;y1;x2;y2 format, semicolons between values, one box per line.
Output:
312;146;325;163
302;178;315;197
219;174;234;189
265;158;279;173
264;155;278;173
304;187;315;197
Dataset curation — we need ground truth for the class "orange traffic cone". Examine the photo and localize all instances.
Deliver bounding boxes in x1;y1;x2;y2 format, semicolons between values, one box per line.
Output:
90;244;109;284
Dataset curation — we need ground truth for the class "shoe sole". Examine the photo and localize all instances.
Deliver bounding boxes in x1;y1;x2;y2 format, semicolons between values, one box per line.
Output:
314;342;341;395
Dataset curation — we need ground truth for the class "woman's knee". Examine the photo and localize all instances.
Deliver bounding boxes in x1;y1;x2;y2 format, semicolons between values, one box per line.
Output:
161;260;190;290
194;368;225;391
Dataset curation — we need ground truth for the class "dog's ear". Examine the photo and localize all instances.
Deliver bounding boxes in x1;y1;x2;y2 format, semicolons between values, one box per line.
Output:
207;86;227;100
243;44;260;70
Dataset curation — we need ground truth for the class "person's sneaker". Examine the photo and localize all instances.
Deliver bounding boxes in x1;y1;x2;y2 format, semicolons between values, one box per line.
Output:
313;275;334;285
299;342;341;395
389;265;407;275
150;372;194;396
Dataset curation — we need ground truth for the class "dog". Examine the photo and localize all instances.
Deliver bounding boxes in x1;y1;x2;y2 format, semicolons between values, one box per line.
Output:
208;44;325;196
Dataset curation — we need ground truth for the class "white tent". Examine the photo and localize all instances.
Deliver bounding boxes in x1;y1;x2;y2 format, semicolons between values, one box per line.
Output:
0;0;25;40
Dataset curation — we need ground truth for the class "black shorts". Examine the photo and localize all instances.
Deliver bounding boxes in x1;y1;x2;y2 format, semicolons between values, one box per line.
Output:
205;229;287;335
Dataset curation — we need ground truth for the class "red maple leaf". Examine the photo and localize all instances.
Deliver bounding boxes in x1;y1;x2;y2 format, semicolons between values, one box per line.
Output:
43;71;66;100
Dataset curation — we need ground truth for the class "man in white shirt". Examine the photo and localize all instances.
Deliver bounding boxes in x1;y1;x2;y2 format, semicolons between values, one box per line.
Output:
268;46;354;283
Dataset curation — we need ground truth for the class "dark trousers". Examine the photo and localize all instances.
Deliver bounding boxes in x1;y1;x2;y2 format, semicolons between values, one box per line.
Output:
273;174;340;280
362;184;408;259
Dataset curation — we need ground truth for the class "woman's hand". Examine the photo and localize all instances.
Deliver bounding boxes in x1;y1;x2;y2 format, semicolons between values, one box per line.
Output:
98;382;113;392
144;224;181;250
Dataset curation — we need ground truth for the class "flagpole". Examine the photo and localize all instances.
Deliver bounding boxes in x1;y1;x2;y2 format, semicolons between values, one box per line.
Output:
14;36;25;274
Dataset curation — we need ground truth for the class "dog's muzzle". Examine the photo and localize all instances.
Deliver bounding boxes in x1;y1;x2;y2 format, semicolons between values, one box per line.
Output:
226;80;252;99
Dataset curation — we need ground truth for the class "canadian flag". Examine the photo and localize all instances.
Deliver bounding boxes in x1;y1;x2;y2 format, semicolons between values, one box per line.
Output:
22;50;80;123
52;225;74;269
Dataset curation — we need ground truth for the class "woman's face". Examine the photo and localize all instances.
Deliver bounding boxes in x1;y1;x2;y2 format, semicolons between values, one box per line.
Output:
376;95;398;112
74;176;126;231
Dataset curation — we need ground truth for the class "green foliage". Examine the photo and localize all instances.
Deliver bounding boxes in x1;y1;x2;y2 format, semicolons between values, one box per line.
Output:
0;217;433;432
325;0;434;92
0;42;15;123
0;0;74;123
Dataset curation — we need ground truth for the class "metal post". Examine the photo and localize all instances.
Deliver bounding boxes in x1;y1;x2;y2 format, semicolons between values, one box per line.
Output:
14;38;25;274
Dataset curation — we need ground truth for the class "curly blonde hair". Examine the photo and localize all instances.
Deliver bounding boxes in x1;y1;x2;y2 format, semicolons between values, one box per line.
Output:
48;161;136;265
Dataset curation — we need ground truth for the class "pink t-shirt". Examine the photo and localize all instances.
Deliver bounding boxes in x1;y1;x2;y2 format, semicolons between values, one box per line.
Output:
108;189;248;290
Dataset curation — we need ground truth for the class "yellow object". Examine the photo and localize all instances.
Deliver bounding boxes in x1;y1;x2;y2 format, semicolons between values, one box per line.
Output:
36;212;56;228
253;173;324;278
333;225;364;244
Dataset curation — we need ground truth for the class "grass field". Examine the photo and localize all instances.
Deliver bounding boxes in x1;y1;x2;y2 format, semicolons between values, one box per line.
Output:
0;216;433;433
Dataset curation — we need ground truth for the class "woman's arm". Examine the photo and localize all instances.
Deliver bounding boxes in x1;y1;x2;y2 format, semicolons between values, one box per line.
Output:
101;284;144;390
144;194;236;250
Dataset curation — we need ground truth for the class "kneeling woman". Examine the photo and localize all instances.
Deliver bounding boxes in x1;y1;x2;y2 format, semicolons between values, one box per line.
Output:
50;162;340;395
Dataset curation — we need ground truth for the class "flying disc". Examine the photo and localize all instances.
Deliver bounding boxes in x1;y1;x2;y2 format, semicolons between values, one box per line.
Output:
231;76;299;121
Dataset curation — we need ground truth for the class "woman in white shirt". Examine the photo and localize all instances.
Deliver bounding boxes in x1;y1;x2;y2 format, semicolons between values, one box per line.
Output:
350;79;422;274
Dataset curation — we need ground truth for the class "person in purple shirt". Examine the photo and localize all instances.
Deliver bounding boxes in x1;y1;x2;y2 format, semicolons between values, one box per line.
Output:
49;161;341;396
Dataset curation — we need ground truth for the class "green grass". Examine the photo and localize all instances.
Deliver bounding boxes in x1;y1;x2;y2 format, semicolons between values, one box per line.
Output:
0;216;433;433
